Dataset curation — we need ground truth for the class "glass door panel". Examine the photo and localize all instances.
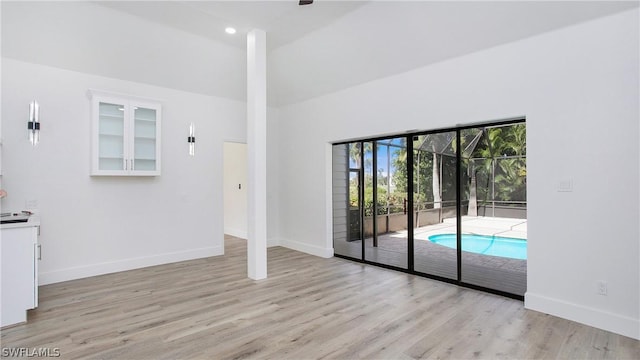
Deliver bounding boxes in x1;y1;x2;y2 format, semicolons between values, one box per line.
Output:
460;124;527;296
412;132;458;279
332;120;526;298
98;102;125;171
362;141;374;255
332;143;362;259
364;137;408;269
132;106;157;171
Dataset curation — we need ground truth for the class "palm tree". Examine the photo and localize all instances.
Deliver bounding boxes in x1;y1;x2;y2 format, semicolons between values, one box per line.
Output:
432;150;441;209
349;142;373;169
470;124;526;212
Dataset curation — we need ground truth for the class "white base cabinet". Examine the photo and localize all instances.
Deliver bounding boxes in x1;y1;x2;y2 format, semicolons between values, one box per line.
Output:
1;223;39;328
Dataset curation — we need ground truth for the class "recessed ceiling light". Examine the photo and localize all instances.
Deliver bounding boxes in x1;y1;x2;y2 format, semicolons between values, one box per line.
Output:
225;27;236;35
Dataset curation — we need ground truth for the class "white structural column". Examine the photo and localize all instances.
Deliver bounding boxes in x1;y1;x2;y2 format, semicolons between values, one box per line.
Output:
246;29;267;280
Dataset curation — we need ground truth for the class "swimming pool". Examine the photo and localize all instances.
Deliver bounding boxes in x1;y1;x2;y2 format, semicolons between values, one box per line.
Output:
428;234;527;260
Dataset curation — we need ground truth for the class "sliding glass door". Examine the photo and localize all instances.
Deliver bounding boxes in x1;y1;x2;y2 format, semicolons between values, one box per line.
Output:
332;120;527;298
364;137;408;269
332;142;362;260
332;138;410;268
412;132;458;280
460;124;528;296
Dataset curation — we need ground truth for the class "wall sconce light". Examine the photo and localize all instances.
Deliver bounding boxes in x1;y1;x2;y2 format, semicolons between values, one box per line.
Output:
188;122;195;156
28;101;40;146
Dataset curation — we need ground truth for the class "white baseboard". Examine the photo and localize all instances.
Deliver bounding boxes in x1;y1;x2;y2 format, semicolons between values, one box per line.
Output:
225;230;280;247
279;238;334;258
525;292;639;340
39;246;223;285
224;227;247;239
267;237;280;248
224;235;279;247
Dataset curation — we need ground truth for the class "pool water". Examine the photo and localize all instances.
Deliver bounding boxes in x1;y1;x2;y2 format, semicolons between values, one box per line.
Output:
428;234;527;260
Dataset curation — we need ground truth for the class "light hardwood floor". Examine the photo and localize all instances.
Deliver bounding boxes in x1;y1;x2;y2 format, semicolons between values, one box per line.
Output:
1;236;638;359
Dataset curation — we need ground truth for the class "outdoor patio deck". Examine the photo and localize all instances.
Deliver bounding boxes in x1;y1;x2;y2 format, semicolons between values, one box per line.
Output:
334;216;527;296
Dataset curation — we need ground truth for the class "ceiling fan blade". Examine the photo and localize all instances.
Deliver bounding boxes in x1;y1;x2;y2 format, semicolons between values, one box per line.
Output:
299;0;313;5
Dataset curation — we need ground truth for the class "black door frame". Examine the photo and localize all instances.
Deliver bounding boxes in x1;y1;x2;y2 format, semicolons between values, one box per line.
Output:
333;118;526;300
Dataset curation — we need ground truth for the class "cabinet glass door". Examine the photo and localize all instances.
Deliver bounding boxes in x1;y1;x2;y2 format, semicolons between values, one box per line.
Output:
98;102;125;171
132;106;157;171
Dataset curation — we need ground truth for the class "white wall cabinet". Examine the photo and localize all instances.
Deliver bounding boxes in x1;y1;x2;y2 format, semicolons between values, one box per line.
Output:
1;220;39;328
90;91;161;176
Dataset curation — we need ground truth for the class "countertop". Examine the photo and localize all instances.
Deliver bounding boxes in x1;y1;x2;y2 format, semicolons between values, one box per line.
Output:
0;214;40;230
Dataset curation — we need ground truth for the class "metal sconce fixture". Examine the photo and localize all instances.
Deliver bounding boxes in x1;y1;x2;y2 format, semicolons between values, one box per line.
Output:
188;122;195;156
28;101;40;146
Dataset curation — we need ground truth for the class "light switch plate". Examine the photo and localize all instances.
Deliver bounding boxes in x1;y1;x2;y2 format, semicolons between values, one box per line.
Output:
25;199;39;209
557;179;573;192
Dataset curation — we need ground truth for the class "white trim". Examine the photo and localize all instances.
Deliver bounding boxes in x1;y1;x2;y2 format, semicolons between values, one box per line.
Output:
267;237;280;248
325;143;334;252
525;292;640;340
223;138;247;145
87;88;164;104
280;238;334;258
225;228;248;240
39;246;223;285
223;234;278;247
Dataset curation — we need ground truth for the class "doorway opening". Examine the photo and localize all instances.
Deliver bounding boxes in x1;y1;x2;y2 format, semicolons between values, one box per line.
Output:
223;142;248;240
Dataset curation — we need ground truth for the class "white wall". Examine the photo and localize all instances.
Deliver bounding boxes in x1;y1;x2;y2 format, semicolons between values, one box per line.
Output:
227;107;280;248
1;58;246;284
0;1;286;284
275;9;639;339
266;107;281;248
223;142;248;239
1;1;246;102
268;1;638;106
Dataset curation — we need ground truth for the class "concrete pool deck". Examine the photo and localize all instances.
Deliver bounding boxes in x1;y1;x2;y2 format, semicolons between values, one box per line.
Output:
334;216;528;296
389;215;527;241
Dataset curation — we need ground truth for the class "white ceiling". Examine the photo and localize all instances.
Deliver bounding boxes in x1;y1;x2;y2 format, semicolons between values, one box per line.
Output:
96;1;639;105
269;1;640;105
3;1;638;106
96;1;368;51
